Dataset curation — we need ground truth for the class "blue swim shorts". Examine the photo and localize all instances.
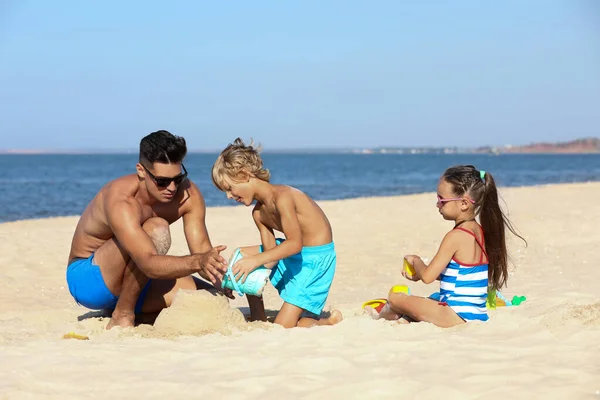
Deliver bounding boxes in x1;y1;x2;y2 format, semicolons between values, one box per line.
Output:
66;254;151;313
260;239;336;316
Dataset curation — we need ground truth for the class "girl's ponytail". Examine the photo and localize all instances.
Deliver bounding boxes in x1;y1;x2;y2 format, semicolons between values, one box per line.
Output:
479;171;526;291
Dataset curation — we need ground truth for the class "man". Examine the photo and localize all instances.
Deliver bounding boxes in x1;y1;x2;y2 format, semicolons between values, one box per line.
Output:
66;130;230;329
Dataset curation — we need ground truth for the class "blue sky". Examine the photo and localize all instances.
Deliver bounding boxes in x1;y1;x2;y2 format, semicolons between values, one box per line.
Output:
1;1;598;151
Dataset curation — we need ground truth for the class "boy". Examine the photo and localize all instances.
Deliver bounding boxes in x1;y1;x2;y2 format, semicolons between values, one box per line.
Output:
212;138;343;328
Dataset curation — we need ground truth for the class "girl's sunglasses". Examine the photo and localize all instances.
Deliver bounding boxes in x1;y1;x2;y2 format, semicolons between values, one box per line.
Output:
436;194;475;207
143;164;188;187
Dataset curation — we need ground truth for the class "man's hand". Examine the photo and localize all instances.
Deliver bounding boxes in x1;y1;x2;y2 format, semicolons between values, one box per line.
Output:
232;255;260;284
196;245;228;284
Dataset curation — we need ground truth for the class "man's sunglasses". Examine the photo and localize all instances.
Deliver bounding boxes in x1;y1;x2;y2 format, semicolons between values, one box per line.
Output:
142;164;188;187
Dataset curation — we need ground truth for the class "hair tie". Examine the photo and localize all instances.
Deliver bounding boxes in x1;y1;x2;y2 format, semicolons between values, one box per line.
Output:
479;170;486;181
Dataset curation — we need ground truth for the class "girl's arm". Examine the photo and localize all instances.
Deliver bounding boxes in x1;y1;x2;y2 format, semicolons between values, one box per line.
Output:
252;191;303;268
252;207;278;268
409;231;460;284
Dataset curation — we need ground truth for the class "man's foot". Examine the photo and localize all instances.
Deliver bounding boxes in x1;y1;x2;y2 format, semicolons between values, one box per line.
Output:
106;311;135;330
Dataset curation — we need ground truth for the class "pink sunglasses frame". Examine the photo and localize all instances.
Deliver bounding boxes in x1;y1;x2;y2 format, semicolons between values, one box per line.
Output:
436;194;475;206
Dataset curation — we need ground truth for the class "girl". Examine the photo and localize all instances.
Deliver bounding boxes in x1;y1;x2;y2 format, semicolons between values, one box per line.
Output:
368;165;526;327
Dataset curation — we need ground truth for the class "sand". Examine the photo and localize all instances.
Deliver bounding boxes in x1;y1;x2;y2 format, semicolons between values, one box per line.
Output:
1;182;599;399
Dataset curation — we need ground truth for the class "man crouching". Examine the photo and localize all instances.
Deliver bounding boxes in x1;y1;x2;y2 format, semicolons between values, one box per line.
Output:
66;130;230;329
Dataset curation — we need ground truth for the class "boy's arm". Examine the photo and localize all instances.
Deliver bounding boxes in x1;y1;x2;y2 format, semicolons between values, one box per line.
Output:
410;231;459;284
252;207;278;268
252;191;303;268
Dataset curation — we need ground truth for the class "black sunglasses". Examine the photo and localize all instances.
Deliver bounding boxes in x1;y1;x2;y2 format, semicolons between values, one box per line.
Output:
142;164;188;187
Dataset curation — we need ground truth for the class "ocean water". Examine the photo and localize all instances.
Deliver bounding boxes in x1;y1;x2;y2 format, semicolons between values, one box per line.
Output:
2;153;600;223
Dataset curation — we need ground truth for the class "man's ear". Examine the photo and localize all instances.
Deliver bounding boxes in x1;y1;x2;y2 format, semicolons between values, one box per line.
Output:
136;163;145;180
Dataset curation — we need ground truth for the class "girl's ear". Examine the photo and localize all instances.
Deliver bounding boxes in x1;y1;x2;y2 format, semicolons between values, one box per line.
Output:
461;198;471;211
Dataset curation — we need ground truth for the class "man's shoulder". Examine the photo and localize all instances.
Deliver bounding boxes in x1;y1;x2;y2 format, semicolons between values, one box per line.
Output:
102;175;141;208
103;174;138;195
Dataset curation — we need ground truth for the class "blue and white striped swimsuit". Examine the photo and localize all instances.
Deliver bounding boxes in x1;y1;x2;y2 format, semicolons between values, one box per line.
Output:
439;227;489;322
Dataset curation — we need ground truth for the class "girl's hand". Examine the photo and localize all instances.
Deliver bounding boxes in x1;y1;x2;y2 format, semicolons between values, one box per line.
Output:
402;255;421;281
232;256;260;283
404;255;419;265
402;268;420;281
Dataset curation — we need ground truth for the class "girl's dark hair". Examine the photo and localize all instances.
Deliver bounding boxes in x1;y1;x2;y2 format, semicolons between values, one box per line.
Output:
139;130;187;166
442;165;526;291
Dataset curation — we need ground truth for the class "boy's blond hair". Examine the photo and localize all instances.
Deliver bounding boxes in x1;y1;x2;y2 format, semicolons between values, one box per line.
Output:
212;138;271;190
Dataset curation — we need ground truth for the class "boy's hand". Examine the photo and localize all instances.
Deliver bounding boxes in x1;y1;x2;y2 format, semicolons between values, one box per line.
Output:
233;256;260;284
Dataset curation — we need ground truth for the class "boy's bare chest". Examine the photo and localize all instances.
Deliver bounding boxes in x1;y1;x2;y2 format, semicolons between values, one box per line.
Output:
259;208;283;232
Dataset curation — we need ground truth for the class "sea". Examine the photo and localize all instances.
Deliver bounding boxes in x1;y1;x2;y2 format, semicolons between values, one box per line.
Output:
2;153;600;223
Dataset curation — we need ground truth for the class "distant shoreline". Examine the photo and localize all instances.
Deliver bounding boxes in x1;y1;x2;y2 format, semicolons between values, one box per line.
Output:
2;137;598;155
1;150;600;156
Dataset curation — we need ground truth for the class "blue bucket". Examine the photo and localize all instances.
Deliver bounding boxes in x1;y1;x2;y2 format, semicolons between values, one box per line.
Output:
222;248;271;297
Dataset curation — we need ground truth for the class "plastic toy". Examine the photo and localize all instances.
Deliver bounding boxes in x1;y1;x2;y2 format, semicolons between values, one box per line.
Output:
222;248;271;297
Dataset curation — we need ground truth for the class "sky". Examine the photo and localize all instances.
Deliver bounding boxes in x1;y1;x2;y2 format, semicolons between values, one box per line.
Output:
0;1;599;151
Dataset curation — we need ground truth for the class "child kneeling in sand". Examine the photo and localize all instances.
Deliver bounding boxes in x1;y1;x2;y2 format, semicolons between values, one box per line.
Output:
212;138;343;328
368;165;525;327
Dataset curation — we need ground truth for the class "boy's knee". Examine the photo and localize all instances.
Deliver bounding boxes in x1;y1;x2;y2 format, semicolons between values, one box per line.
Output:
142;217;171;255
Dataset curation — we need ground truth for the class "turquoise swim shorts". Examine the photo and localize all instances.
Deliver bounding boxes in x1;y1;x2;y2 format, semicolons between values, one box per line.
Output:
261;238;336;316
66;254;151;313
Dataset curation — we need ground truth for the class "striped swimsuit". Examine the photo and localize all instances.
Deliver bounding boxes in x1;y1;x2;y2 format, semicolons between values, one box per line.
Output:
439;227;489;322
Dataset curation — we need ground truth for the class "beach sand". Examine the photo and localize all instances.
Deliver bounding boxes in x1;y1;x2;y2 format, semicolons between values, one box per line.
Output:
1;183;599;399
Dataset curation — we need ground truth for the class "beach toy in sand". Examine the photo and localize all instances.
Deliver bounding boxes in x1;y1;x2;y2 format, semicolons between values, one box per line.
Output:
403;258;416;278
486;290;527;309
222;248;271;297
390;285;410;295
63;332;89;340
511;295;527;306
362;285;410;313
362;298;388;313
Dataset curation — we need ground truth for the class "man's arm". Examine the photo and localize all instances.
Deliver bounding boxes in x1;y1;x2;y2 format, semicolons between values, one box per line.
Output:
107;197;203;279
182;183;213;254
252;191;303;268
181;182;227;283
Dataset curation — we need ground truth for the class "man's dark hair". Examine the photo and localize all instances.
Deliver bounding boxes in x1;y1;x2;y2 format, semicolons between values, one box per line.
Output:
139;130;187;166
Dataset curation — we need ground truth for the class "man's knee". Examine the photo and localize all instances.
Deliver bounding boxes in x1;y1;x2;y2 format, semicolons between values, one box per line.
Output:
142;217;171;255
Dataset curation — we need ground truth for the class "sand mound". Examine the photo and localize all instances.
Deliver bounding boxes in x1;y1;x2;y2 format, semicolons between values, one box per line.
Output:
152;290;248;337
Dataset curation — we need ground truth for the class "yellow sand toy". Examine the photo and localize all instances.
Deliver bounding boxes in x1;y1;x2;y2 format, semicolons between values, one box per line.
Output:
62;332;89;340
362;285;410;312
403;258;416;278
